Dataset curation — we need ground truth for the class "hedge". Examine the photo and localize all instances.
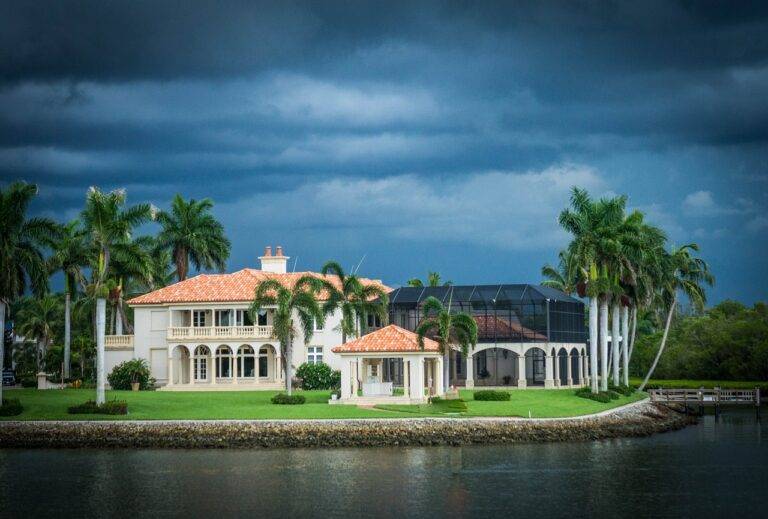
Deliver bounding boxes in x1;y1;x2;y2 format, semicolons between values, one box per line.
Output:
575;387;617;403
473;390;511;401
0;398;23;417
271;393;306;405
295;363;341;390
107;358;154;390
68;400;128;415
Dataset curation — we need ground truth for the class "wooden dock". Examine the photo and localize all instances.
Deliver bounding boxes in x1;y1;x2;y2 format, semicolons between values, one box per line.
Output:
649;387;761;418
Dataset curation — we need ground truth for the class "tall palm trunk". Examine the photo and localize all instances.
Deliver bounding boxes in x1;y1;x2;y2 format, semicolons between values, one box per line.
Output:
621;305;630;386
444;349;450;392
0;301;5;402
611;300;620;386
628;306;638;362
599;296;609;391
64;291;71;379
96;298;106;405
589;297;598;394
284;336;293;396
638;295;676;392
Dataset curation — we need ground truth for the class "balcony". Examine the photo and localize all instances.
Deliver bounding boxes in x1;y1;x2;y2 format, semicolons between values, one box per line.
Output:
105;335;134;349
167;325;275;342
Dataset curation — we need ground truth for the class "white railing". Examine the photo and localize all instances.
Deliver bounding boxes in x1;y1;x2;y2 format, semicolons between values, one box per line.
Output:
105;335;134;348
167;325;274;341
362;381;393;397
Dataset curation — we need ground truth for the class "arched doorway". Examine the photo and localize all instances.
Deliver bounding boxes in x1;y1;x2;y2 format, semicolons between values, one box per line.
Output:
558;347;569;386
570;348;581;385
260;344;276;380
238;345;256;378
216;345;233;379
193;345;211;382
525;347;546;386
172;345;191;384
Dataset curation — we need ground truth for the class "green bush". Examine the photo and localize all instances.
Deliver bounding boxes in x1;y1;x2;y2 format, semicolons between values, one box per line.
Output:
0;398;23;416
575;387;612;403
67;400;128;415
107;358;154;390
295;362;341;390
473;390;511;401
271;393;306;405
430;396;468;412
609;384;636;396
20;377;36;388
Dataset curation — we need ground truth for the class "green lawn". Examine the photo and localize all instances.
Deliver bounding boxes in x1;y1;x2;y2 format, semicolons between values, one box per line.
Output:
376;389;646;418
1;387;647;421
629;378;767;390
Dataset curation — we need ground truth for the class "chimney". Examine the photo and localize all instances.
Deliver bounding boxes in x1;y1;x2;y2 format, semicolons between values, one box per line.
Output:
259;245;288;274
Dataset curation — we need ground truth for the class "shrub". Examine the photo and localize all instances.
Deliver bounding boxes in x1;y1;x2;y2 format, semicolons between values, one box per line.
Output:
271;393;306;405
430;396;468;412
68;400;128;415
20;377;36;388
0;398;23;417
575;387;612;403
295;362;340;390
107;358;154;390
609;384;636;396
473;390;511;401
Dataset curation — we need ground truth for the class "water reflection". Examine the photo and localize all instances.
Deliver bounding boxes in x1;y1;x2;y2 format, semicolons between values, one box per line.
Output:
1;411;765;518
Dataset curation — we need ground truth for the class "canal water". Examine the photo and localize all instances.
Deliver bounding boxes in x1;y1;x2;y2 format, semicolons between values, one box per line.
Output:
1;410;765;518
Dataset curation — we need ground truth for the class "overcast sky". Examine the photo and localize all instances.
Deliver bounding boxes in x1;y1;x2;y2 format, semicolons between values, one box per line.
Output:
2;1;767;304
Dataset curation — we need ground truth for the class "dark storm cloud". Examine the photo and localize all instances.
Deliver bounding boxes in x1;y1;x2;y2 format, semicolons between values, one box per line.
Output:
2;1;768;302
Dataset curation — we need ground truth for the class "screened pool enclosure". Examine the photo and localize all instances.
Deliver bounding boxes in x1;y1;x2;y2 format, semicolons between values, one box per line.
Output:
381;285;588;388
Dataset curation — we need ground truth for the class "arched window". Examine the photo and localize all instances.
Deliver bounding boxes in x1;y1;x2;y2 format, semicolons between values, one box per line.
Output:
239;345;256;378
258;346;275;378
216;345;233;378
193;345;210;381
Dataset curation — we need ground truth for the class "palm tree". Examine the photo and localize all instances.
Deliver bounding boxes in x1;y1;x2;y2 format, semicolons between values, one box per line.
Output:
81;187;152;404
638;244;713;391
407;271;452;287
156;194;231;282
541;250;578;295
320;261;390;344
0;181;58;402
15;295;61;373
415;294;478;393
249;276;325;395
47;220;89;378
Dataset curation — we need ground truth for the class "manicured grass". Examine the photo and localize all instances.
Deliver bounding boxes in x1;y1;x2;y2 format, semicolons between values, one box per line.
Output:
0;389;415;421
378;389;647;418
629;378;767;390
1;387;647;421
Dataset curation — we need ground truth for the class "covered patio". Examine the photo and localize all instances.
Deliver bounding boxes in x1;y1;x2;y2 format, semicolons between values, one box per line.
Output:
332;325;444;405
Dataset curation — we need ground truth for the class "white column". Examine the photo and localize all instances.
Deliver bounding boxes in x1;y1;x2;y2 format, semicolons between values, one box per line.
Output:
600;297;609;391
621;305;630;386
210;351;217;384
351;358;359;397
409;357;423;401
566;353;573;387
577;354;584;386
341;360;352;399
167;355;174;386
435;357;444;396
544;354;555;388
232;353;238;385
189;356;195;384
403;359;410;396
465;352;475;388
517;354;527;388
554;353;561;387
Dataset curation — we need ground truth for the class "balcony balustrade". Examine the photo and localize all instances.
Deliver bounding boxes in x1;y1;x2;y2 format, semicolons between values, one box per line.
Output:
167;325;274;341
105;335;134;348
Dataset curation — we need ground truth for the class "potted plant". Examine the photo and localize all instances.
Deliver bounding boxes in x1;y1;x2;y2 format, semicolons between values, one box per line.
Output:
130;367;141;391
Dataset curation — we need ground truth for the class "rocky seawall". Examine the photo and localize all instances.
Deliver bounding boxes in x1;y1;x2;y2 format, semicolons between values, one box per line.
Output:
0;402;694;449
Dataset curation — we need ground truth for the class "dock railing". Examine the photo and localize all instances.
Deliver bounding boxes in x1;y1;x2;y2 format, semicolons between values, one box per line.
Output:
649;387;761;418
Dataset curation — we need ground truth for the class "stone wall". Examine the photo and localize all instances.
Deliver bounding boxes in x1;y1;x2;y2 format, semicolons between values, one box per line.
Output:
0;403;694;449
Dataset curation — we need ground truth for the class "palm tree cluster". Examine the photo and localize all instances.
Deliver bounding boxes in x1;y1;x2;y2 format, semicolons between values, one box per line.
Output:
1;181;230;404
543;188;714;393
250;261;389;395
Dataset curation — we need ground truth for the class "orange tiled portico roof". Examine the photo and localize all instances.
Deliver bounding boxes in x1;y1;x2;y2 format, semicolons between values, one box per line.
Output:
127;269;390;305
332;325;441;354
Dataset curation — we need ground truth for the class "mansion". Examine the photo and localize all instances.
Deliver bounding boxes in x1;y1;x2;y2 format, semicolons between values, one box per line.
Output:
105;246;589;398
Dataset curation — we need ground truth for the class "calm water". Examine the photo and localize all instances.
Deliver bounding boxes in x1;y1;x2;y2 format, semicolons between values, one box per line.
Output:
1;410;766;519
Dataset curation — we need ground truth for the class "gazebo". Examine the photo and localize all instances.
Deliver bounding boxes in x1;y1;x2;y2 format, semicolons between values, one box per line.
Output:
331;325;444;404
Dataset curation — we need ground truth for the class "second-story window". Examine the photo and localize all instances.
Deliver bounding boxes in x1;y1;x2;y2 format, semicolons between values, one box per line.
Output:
257;310;268;326
314;317;324;331
367;314;382;328
235;310;253;327
215;310;231;327
193;310;207;327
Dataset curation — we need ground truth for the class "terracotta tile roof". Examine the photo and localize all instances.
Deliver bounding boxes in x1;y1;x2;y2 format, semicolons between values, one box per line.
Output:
127;269;390;305
474;315;548;341
332;325;441;354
